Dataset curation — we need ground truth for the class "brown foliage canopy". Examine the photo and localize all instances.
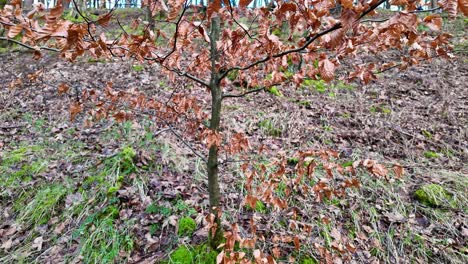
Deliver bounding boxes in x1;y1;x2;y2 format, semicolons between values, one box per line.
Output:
0;0;462;87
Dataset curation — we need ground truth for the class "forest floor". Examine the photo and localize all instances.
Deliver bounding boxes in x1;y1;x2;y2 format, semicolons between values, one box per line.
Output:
0;9;467;264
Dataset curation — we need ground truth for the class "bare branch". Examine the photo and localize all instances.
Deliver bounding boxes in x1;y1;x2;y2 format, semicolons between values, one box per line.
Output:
222;86;266;99
161;0;189;62
0;37;60;52
160;64;210;87
410;7;442;13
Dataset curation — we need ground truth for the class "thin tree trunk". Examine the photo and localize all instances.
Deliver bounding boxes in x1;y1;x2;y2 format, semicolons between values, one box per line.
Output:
62;0;71;9
207;14;223;249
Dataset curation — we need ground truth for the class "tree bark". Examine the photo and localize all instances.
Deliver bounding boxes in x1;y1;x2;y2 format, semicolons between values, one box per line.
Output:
62;0;71;9
207;14;223;249
385;0;390;9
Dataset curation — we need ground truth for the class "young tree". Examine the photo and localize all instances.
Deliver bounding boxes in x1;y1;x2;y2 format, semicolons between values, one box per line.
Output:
0;0;465;249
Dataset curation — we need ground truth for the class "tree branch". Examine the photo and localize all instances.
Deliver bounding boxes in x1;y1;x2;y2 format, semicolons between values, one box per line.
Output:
219;0;388;80
222;81;284;100
159;64;210;87
0;37;60;52
161;0;189;62
410;7;442;13
222;86;266;99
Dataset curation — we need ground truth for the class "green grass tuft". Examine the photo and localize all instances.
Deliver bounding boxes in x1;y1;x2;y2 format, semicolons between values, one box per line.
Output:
16;184;68;226
78;217;134;263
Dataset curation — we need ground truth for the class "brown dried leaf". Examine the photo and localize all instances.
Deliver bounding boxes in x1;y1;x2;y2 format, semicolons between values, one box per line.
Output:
97;12;113;27
393;164;404;178
278;2;297;13
390;0;408;5
319;58;336;82
459;0;468;16
239;0;253;8
341;0;354;9
272;247;281;258
207;0;222;18
0;239;13;251
293;236;300;250
7;24;22;38
423;14;442;31
49;3;63;18
58;83;70;95
69;102;83;121
441;0;459;18
371;163;388;177
216;251;224;264
32;236;44;251
245;194;258;209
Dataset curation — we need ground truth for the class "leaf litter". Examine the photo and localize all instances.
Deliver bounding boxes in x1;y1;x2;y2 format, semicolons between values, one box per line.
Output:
0;25;467;264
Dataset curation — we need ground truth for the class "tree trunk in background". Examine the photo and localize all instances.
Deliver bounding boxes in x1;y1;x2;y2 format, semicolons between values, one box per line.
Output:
126;0;131;8
100;0;106;8
430;0;436;8
63;0;71;9
385;0;390;9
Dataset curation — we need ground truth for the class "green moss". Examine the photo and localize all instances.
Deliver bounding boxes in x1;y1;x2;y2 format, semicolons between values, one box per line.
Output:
287;157;299;165
119;146;136;173
106;184;121;196
414;184;454;208
341;112;351;118
267;86;282;96
88;58;106;63
272;28;282;37
169;246;194;264
166;243;218;264
146;203;172;216
421;130;433;139
370;104;391;114
302;79;327;93
301;257;319;264
178;217;196;237
423;151;439;159
131;64;144;72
